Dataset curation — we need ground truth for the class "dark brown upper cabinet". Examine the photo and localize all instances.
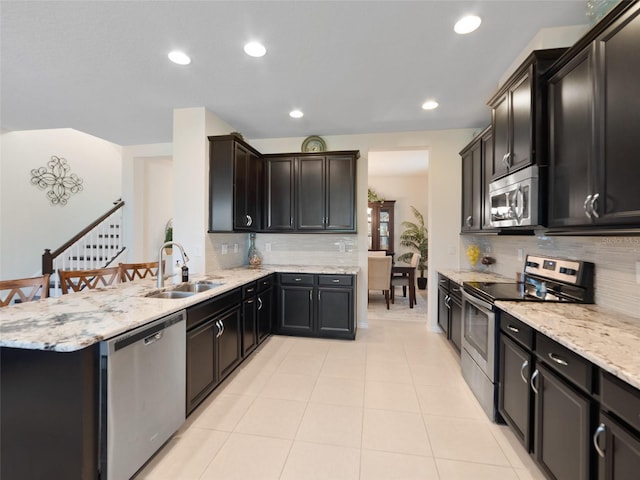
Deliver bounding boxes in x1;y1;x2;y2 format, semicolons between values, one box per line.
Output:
460;125;496;233
547;1;640;231
208;135;262;232
264;156;295;231
488;49;567;181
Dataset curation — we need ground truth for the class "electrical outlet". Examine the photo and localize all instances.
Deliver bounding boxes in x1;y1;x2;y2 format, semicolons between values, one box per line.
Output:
265;242;272;252
517;249;524;261
221;243;228;255
338;241;346;253
636;261;640;284
233;243;238;253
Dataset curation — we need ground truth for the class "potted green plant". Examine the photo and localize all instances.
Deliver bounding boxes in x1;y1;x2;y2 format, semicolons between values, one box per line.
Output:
397;206;428;289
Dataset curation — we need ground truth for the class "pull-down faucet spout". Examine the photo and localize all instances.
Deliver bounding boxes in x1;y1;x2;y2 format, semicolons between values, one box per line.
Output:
157;241;190;288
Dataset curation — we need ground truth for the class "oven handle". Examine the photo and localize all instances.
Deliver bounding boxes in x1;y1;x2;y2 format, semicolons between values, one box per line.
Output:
461;288;493;312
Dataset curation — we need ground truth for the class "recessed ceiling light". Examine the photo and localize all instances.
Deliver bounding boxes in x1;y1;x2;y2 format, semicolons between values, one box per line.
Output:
289;110;304;119
244;42;267;57
454;15;482;34
168;50;191;65
422;100;439;110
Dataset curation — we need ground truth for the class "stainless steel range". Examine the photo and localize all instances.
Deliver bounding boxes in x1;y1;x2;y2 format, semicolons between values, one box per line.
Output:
460;254;594;421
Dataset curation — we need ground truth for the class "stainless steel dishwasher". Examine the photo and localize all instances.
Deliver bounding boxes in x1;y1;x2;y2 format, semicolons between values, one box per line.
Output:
100;310;186;480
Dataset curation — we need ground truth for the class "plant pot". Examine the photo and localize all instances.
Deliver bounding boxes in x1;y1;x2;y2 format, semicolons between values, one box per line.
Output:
417;277;428;290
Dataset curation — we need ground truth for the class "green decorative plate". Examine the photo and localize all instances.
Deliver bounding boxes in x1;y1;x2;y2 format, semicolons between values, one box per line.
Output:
301;135;327;153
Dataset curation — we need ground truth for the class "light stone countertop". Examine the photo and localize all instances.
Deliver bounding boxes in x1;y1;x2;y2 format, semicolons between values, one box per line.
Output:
0;264;359;352
438;269;640;391
438;269;513;285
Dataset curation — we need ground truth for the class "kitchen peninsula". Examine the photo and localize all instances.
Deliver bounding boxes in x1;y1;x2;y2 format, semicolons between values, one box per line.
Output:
0;264;358;480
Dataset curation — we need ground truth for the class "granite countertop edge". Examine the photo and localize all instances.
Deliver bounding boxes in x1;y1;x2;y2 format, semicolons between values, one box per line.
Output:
0;264;359;352
438;269;640;392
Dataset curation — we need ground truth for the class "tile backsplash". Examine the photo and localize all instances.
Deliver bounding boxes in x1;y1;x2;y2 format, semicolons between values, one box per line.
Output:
462;233;640;320
205;233;359;271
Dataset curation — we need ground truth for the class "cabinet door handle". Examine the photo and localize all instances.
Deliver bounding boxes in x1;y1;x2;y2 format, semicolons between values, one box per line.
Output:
465;216;473;227
593;423;606;458
318;291;321;301
332;279;341;283
216;320;222;338
246;299;255;304
257;297;263;310
584;194;593;219
590;193;600;219
309;290;313;301
445;294;451;309
520;360;529;384
246;215;253;226
548;352;569;366
530;369;539;394
507;325;520;333
502;153;510;169
246;287;255;293
290;217;293;226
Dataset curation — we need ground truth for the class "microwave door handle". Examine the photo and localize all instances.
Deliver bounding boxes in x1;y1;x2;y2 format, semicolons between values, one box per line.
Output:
515;184;524;222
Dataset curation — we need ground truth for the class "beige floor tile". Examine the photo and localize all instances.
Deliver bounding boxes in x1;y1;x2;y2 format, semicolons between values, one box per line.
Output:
360;449;440;480
276;352;326;376
366;343;408;363
189;393;255;432
364;380;420;412
514;466;548;480
488;423;537;470
327;341;367;359
199;433;291;480
280;441;360;480
219;364;274;396
135;427;228;480
295;402;363;448
310;375;365;407
258;372;318;401
362;409;432;456
436;458;519;479
320;355;366;379
233;396;306;439
415;383;487;419
366;359;414;384
424;415;511;466
287;338;332;356
409;363;465;387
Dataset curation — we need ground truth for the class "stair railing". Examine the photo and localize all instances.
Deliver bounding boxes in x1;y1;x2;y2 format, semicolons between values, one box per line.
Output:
43;200;126;295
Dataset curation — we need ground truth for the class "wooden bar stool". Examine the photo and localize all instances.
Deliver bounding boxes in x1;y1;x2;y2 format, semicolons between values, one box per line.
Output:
119;261;163;282
0;274;50;307
58;266;121;294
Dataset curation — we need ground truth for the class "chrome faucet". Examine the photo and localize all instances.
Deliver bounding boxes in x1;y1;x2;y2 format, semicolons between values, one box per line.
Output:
157;241;190;288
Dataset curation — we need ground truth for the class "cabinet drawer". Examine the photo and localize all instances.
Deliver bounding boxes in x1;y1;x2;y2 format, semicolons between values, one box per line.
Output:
187;288;242;330
536;333;593;392
601;371;640;432
448;282;462;302
279;273;314;286
318;274;353;287
257;275;274;292
438;274;450;290
243;282;258;298
500;312;534;350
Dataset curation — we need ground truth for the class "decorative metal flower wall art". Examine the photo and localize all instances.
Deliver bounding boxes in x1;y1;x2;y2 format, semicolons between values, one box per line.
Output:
30;156;84;206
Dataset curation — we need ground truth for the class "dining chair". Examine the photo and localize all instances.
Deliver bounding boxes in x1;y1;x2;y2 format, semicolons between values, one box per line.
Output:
119;261;163;282
368;255;392;309
391;252;420;306
58;266;121;294
0;274;50;307
368;250;386;257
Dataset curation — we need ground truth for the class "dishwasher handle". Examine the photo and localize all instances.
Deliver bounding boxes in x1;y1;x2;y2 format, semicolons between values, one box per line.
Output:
144;331;163;346
105;310;185;354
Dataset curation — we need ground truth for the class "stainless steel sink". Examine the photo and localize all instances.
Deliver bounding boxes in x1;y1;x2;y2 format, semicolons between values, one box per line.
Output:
145;290;195;299
173;281;223;293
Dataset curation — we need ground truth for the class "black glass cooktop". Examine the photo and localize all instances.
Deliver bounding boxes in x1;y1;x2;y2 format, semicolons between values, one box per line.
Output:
463;280;581;304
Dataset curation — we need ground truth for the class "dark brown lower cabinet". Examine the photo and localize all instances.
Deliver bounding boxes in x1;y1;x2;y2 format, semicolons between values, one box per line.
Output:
277;273;356;340
242;295;258;357
257;286;273;344
217;307;242;380
595;412;640;480
498;333;532;450
533;363;592;480
186;318;218;414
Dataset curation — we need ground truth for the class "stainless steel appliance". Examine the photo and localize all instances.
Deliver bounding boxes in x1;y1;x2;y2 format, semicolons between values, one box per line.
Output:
489;165;539;228
461;255;594;421
100;310;186;480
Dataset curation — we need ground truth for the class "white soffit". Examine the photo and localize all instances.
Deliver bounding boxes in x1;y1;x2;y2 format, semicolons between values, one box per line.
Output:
368;150;429;177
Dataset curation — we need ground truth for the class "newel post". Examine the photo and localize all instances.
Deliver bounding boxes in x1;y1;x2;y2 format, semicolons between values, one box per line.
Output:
42;249;53;275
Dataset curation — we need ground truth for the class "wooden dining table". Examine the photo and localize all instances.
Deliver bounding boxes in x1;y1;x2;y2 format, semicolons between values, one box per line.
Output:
390;265;417;308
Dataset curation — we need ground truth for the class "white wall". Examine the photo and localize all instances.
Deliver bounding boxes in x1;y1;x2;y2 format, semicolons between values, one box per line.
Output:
143;156;173;261
368;174;428;264
250;128;476;329
0;128;122;279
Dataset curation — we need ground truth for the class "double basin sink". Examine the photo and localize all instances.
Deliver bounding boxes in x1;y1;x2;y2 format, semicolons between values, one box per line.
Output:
145;280;224;299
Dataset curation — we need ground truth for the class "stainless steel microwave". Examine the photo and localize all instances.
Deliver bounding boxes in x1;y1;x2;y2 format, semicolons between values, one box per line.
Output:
489;166;539;228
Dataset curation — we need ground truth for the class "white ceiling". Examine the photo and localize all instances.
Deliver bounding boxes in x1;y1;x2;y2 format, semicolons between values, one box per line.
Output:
1;1;590;146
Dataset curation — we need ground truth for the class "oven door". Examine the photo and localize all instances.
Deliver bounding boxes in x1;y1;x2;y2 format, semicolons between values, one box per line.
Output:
461;289;496;382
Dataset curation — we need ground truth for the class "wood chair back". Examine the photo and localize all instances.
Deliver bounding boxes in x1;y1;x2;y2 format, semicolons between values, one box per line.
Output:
58;266;121;294
119;261;163;282
0;274;50;307
368;255;393;309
